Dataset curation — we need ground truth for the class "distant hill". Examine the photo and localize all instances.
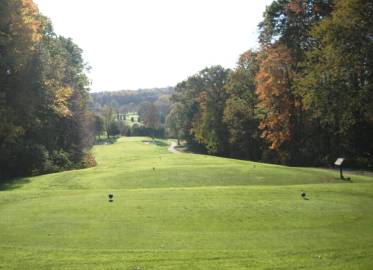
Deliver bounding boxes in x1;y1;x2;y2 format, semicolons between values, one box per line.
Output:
90;87;174;113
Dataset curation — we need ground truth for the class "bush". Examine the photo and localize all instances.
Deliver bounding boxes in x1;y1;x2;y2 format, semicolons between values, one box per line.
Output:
81;152;97;168
50;150;73;169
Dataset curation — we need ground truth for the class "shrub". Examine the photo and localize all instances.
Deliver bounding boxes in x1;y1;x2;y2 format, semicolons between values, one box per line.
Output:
81;152;97;168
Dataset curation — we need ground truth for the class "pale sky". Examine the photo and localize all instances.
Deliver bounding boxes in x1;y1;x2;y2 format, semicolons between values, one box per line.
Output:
34;0;273;92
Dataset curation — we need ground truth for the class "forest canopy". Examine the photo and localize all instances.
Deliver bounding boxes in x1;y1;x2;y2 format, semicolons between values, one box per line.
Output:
166;0;373;168
0;0;94;179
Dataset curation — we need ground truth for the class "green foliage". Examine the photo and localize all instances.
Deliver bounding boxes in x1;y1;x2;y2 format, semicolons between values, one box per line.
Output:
93;115;104;138
108;121;120;137
296;0;373;167
0;0;93;179
223;51;263;159
170;66;230;154
165;103;185;144
91;87;174;113
164;0;372;168
259;0;333;53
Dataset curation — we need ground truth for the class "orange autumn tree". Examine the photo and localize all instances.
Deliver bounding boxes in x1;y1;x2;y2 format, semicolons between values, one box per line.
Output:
1;0;41;69
256;44;296;151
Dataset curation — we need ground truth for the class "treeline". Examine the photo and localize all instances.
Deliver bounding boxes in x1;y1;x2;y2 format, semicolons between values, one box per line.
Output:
92;88;173;140
166;0;373;168
94;104;167;140
91;87;174;113
0;0;94;179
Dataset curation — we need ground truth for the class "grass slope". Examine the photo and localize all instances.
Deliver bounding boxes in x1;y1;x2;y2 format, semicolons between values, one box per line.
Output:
1;137;373;270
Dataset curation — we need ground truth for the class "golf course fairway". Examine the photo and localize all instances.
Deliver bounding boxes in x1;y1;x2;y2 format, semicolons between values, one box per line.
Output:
1;137;373;269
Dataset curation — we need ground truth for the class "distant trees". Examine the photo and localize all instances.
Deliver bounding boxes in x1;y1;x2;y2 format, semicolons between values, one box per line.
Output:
108;121;120;137
166;0;373;168
166;103;185;145
0;0;94;179
91;87;174;113
101;106;114;139
143;103;161;130
93;104;167;140
94;115;104;139
143;103;161;139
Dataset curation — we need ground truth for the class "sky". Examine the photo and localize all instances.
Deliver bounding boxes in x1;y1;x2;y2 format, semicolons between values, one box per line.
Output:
34;0;273;92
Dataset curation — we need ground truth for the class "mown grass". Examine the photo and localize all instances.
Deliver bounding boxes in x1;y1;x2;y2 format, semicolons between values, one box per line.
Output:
1;137;372;269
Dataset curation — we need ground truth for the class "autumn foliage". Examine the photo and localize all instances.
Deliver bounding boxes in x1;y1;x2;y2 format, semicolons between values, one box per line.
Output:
167;0;372;168
256;44;295;150
0;0;94;178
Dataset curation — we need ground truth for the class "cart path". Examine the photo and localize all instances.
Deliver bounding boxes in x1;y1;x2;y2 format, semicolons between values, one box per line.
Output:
168;141;180;154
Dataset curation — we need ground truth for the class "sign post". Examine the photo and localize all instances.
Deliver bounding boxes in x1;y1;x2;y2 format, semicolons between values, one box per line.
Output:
334;158;350;180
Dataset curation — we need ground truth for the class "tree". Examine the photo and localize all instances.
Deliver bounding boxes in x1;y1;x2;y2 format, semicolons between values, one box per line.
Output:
170;66;230;154
0;1;94;178
193;67;230;154
297;0;373;167
256;0;334;164
101;106;114;139
94;115;104;139
223;51;263;160
166;103;185;145
108;121;120;137
0;0;42;177
256;44;297;157
259;0;333;55
143;103;160;139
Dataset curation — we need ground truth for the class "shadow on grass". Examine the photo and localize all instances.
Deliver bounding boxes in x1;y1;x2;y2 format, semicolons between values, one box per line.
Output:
94;136;119;145
0;177;31;191
142;139;169;147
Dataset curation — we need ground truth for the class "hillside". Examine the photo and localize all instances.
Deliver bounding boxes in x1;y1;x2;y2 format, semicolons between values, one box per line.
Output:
1;137;373;269
90;87;174;113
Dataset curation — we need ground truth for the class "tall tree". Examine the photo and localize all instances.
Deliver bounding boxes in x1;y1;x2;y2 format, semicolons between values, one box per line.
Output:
101;106;114;139
171;66;230;154
223;51;262;160
259;0;333;54
256;44;296;156
257;0;334;163
166;103;185;145
143;103;161;139
297;0;373;167
0;1;94;178
94;115;104;139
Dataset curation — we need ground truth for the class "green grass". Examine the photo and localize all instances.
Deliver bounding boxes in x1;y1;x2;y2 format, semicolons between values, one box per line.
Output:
1;137;373;269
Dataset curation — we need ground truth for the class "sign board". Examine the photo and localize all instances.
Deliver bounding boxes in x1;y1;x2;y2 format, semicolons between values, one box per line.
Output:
334;158;344;166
